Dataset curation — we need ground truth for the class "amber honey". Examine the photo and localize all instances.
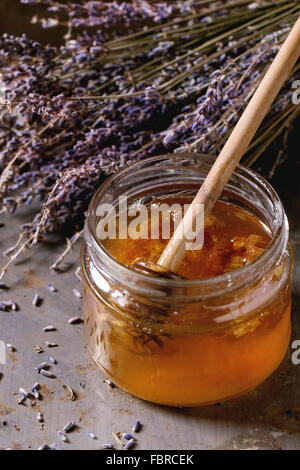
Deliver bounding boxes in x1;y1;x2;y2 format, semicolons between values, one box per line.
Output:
81;154;292;406
103;199;272;280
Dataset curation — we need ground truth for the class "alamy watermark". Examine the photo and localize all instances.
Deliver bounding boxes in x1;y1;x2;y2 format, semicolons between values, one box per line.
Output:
96;197;204;250
291;80;300;105
291;340;300;365
0;76;6;104
0;341;6;365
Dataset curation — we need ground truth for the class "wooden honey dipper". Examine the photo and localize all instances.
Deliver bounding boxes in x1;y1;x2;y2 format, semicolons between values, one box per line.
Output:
132;16;300;279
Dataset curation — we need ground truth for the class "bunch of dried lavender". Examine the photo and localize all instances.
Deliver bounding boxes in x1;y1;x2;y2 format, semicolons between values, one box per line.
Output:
0;0;299;275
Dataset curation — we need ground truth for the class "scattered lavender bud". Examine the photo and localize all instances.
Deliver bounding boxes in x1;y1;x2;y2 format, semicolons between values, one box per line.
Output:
0;282;8;290
32;382;40;391
43;325;56;332
47;284;57;292
72;288;82;299
9;301;18;311
132;421;141;433
37;412;43;423
122;433;134;440
63;420;75;433
35;362;48;372
68;316;83;324
57;431;68;442
33;294;42;307
37;443;48;450
33;389;40;400
100;444;115;450
17;395;27;405
88;432;96;439
47;355;56;364
0;301;12;312
104;379;115;388
40;369;56;378
19;387;29;397
7;344;15;352
124;439;135;450
0;300;17;311
50;443;62;450
45;342;58;348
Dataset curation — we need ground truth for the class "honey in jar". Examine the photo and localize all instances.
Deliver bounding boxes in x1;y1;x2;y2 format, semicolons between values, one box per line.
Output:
81;155;292;406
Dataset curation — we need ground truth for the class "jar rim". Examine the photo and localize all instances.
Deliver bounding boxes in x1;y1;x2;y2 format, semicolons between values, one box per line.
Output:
84;154;289;294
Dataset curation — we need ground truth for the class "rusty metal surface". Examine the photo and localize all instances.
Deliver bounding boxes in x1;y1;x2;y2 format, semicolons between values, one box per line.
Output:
0;169;299;450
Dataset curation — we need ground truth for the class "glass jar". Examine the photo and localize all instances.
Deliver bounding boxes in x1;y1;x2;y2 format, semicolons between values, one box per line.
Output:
81;154;292;406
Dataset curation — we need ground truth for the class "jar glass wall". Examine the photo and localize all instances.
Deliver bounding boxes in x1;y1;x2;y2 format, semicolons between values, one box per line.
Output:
81;155;292;406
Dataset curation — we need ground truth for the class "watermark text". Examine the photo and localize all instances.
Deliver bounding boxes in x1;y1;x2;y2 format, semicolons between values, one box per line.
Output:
96;197;204;250
0;341;6;365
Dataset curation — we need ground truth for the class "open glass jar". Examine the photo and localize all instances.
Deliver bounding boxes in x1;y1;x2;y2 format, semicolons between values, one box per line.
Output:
81;154;292;406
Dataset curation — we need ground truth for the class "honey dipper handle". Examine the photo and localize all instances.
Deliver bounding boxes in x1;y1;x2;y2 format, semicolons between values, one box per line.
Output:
158;15;300;272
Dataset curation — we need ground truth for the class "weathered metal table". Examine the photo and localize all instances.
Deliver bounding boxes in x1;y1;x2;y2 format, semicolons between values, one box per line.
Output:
0;158;299;451
0;0;299;450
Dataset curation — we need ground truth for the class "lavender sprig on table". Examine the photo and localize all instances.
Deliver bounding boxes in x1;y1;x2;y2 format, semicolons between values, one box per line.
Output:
0;0;299;275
